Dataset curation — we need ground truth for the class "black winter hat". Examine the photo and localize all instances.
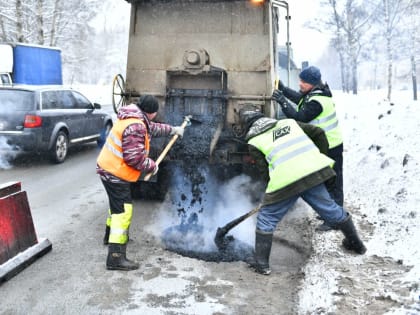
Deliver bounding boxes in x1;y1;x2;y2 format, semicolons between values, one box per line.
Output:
137;95;159;113
299;66;321;86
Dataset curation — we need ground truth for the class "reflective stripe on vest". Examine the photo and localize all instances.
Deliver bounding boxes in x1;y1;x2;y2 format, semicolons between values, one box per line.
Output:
248;119;334;193
298;95;343;149
97;118;150;182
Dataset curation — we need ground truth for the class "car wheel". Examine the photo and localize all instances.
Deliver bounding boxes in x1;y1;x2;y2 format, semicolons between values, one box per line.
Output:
97;122;112;148
50;130;69;163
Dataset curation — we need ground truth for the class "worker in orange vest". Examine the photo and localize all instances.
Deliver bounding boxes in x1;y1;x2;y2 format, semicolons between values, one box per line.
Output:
97;95;184;271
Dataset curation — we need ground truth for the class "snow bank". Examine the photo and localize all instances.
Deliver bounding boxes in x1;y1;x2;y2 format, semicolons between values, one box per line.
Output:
298;90;420;314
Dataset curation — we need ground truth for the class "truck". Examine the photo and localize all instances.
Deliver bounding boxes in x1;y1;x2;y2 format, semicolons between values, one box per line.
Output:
113;0;296;200
0;43;63;85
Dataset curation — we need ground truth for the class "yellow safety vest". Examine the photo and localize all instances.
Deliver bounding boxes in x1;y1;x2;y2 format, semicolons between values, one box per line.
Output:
97;118;150;182
248;119;334;193
298;95;343;149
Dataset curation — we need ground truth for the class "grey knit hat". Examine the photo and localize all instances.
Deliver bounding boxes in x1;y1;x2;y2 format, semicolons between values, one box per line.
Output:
299;66;321;85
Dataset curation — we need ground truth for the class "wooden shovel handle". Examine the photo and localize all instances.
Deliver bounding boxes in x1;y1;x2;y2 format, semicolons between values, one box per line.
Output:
144;117;190;181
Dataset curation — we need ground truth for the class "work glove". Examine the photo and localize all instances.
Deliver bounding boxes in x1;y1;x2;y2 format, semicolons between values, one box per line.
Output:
170;126;184;138
272;90;288;108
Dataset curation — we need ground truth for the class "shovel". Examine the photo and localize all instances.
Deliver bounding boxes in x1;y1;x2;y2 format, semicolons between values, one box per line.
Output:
144;115;194;181
214;205;261;250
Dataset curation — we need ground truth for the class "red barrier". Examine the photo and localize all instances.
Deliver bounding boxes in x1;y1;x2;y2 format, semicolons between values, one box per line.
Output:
0;181;52;283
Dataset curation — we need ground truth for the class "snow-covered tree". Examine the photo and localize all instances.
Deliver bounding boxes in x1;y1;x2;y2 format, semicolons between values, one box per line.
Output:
316;0;377;94
0;0;110;84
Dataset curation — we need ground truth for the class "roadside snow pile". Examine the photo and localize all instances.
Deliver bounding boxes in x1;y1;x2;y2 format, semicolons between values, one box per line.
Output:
298;90;420;314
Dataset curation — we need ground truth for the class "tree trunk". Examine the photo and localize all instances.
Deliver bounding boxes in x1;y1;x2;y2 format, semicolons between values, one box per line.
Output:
352;61;358;95
339;53;346;92
16;0;24;42
36;0;44;45
412;55;418;101
384;0;393;101
49;0;60;46
0;15;6;42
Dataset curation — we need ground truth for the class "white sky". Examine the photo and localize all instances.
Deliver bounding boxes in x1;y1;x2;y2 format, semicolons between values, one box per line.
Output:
278;0;330;66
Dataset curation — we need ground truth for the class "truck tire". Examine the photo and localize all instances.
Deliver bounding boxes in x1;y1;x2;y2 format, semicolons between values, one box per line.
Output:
50;130;69;163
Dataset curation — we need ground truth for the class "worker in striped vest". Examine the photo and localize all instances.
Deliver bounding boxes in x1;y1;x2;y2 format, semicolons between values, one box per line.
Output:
239;110;366;275
273;66;343;232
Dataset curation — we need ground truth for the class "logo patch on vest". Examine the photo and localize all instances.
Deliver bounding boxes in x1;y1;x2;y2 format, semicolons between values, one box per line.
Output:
273;126;290;141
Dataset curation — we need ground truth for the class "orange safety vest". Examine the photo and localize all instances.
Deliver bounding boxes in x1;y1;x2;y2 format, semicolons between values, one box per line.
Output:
97;118;150;182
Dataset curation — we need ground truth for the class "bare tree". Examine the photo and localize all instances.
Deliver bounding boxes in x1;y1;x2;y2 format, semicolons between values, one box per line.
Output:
0;0;104;83
312;0;375;94
330;1;348;92
0;1;15;42
15;0;24;42
372;0;413;100
36;0;44;45
405;0;419;100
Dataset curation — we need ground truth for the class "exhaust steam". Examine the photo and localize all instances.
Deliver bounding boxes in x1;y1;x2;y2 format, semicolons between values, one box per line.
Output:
0;137;19;170
148;163;264;262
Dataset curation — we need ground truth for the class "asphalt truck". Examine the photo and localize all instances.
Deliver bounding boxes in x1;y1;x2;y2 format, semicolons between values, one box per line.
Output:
113;0;295;200
0;43;63;85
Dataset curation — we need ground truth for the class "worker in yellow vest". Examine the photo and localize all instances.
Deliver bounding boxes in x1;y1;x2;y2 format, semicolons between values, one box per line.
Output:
97;95;185;271
239;110;366;275
273;66;343;232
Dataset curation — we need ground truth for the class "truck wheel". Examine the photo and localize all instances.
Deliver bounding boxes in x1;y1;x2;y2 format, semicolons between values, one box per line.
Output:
50;130;69;163
112;74;127;114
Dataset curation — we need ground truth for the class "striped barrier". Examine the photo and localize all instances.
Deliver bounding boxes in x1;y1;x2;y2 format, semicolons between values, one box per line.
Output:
0;181;52;283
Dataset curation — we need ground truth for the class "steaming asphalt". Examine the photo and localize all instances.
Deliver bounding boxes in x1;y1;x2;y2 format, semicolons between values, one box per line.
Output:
0;105;314;314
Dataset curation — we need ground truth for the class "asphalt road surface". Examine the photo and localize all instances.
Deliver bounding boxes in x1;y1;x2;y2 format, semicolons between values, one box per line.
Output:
0;140;314;315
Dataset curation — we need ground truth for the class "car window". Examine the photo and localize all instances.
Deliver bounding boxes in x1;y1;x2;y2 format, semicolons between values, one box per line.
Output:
71;91;92;109
42;90;60;109
0;89;35;112
1;74;11;84
57;90;77;109
42;90;77;109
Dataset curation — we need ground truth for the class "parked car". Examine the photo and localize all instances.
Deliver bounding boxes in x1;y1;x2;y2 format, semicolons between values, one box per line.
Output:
0;85;113;163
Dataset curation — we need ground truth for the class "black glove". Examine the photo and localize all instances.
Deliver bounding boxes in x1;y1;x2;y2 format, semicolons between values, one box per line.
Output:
272;90;287;107
276;80;285;91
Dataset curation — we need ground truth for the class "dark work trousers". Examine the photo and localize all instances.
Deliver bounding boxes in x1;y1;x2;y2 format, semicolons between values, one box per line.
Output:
325;144;344;207
101;180;132;215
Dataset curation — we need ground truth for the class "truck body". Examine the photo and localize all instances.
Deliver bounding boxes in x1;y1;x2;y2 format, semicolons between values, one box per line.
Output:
0;43;63;85
122;0;294;198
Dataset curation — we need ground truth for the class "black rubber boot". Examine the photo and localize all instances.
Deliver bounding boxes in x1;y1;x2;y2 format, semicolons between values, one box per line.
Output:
252;230;273;275
103;226;110;245
106;243;139;271
315;221;338;232
337;214;367;254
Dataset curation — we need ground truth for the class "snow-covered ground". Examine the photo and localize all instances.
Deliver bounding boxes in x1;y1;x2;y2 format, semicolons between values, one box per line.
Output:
298;89;420;314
